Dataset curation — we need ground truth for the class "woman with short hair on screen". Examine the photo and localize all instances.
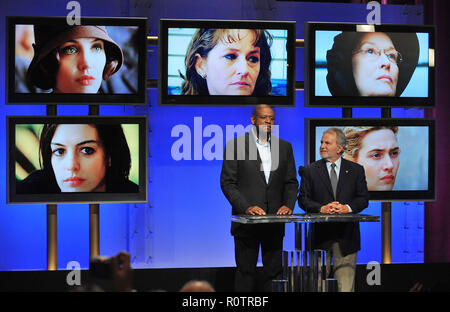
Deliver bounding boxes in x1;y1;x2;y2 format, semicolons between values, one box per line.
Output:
26;23;123;93
17;124;138;194
326;32;419;97
180;28;272;96
342;126;400;191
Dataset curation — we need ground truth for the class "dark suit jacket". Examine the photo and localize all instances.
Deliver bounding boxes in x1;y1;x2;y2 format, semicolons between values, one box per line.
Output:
298;158;369;256
220;132;298;238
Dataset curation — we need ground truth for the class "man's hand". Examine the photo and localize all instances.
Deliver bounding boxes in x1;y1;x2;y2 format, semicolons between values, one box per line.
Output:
320;202;350;214
409;282;424;292
277;205;292;215
333;204;350;214
320;202;337;214
111;251;133;292
245;206;266;215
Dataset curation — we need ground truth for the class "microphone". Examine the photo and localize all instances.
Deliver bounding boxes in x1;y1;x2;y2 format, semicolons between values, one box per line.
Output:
298;166;305;177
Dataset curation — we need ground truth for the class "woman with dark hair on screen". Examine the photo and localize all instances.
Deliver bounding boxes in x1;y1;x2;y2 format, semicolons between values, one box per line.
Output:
180;28;272;96
342;126;400;191
17;124;138;194
326;31;419;97
26;22;123;93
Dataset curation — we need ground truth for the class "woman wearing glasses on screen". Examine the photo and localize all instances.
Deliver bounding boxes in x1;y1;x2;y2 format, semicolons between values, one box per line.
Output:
180;28;273;96
342;126;400;191
17;124;138;193
326;32;419;97
26;24;123;93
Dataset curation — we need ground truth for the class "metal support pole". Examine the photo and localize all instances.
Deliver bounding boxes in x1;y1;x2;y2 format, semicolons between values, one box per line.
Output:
89;104;99;116
342;107;352;118
295;39;304;48
89;204;100;258
47;105;57;270
381;107;392;264
295;222;302;251
89;105;100;259
304;223;311;291
47;204;57;270
382;202;392;264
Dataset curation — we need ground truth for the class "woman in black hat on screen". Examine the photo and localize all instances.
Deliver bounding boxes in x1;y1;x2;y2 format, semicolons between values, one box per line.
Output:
326;31;419;97
26;23;123;93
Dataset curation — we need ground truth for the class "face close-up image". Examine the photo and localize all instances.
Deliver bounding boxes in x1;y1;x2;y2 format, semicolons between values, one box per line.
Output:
351;32;400;97
195;29;261;96
50;124;108;192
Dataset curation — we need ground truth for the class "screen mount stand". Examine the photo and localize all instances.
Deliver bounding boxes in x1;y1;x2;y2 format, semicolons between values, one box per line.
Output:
381;108;392;264
89;105;100;259
47;105;57;270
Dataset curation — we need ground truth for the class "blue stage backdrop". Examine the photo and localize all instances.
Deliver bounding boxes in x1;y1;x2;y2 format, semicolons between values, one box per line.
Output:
0;0;425;271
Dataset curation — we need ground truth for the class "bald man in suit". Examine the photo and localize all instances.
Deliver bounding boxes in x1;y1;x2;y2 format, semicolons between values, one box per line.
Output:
221;105;298;292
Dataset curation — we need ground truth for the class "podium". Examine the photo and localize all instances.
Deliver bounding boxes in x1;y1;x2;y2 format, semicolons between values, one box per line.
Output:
232;213;380;292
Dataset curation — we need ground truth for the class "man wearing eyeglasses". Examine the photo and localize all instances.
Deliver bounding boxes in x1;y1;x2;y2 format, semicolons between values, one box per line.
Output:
220;104;298;292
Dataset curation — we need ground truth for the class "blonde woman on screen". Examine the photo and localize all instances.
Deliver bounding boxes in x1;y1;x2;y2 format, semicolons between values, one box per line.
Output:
343;126;400;191
180;28;272;96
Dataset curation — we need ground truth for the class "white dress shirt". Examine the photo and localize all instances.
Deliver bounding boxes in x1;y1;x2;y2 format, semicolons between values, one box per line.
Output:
326;156;342;179
252;127;271;184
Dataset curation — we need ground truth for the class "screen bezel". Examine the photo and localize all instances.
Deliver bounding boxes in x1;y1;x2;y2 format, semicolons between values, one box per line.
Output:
158;18;296;106
304;22;436;108
307;118;436;202
6;16;148;105
7;115;148;204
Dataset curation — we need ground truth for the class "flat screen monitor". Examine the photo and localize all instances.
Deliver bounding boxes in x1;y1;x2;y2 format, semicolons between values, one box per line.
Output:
158;18;296;106
6;16;148;105
8;116;148;204
305;22;435;107
307;118;435;201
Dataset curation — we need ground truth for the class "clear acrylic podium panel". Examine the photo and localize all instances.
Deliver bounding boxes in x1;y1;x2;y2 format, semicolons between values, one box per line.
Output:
232;213;380;292
231;213;380;224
